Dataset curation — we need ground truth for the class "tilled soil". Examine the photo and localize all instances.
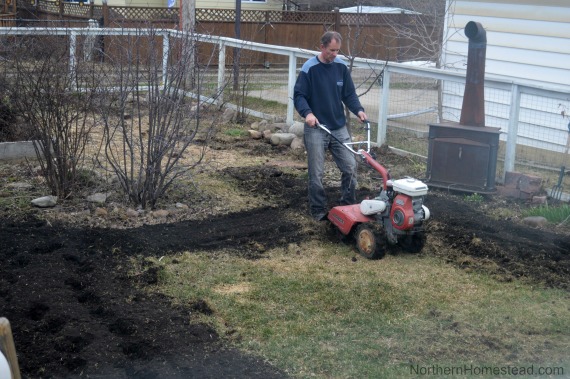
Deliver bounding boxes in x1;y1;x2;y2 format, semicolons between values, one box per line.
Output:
1;141;569;378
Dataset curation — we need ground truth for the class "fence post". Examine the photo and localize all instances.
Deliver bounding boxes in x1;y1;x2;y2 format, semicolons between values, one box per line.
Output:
217;40;226;105
377;66;390;145
162;31;169;87
287;51;296;125
263;11;269;67
102;2;109;27
69;31;77;90
333;7;340;31
58;0;64;18
503;83;521;183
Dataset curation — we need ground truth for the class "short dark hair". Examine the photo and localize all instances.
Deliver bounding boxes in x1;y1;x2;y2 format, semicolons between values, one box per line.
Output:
321;31;342;47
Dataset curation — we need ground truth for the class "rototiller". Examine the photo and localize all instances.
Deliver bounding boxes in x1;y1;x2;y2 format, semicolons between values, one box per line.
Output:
318;122;431;259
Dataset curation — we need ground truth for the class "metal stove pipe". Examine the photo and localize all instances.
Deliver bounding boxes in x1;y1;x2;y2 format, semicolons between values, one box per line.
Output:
460;21;487;127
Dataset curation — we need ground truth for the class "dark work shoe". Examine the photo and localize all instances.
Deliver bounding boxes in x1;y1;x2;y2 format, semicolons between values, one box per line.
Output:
314;213;329;222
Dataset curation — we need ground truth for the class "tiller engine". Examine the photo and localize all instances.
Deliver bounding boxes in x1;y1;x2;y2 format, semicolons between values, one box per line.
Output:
319;122;430;259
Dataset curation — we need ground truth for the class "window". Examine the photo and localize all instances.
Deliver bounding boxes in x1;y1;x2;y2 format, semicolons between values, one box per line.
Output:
242;0;266;2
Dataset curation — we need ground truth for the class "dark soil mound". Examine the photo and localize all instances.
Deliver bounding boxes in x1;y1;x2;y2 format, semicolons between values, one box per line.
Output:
0;212;295;378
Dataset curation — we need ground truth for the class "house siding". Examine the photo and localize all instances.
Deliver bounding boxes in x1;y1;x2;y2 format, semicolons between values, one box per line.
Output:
443;1;570;86
441;0;570;155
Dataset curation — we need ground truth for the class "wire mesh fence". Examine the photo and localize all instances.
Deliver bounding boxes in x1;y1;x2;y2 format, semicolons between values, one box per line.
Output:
240;60;570;194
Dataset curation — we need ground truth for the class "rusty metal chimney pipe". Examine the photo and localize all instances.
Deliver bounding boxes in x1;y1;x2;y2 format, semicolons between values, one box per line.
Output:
460;21;487;127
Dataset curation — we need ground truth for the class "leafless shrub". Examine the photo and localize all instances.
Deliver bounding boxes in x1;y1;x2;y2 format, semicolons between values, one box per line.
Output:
5;32;99;198
379;0;447;65
3;26;226;207
93;28;224;209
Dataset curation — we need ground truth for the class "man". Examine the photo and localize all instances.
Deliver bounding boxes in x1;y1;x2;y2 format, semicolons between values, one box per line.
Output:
294;31;368;221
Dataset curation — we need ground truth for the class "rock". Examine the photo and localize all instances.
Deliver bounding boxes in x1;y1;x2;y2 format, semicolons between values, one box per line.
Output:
175;202;188;209
257;119;268;132
522;216;548;228
94;207;108;217
531;196;547;205
270;122;289;132
263;130;272;141
250;121;259;131
190;103;207;114
87;192;109;204
31;195;57;208
270;133;296;146
248;130;263;139
126;208;139;218
221;108;236;123
152;209;170;218
288;121;305;137
290;137;305;150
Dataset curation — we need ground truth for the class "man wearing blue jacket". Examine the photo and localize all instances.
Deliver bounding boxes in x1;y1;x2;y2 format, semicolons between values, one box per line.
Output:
294;31;368;221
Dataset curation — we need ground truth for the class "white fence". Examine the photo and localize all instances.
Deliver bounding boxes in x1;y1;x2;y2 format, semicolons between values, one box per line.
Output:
1;26;569;187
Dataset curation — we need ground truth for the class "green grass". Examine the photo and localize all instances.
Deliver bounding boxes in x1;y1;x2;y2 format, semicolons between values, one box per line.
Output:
224;128;249;137
242;96;287;114
523;203;570;225
0;193;36;212
151;240;570;378
464;193;484;203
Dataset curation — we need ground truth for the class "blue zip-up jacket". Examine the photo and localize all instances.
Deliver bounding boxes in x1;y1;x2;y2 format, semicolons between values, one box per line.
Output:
294;56;364;130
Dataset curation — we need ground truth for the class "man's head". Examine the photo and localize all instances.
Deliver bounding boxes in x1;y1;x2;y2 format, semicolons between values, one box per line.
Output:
319;31;342;63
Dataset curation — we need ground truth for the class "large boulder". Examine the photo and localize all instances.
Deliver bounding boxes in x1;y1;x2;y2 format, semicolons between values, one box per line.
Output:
263;130;273;141
270;133;296;146
288;121;305;137
522;216;548;228
87;192;109;204
290;137;305;150
269;123;289;133
248;130;263;139
31;195;58;208
257;119;269;132
221;108;236;123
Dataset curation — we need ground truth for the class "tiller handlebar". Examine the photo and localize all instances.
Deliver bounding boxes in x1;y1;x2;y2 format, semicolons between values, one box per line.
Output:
316;121;390;190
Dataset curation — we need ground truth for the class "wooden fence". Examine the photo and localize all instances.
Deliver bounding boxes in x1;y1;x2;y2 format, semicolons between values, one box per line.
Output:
0;13;15;26
4;2;440;66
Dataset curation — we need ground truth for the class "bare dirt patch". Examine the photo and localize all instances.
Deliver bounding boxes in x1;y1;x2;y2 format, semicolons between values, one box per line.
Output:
1;135;569;378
